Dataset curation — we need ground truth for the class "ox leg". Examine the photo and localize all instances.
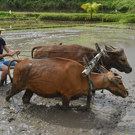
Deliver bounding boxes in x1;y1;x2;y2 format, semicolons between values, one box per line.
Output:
6;88;20;101
61;96;70;110
22;89;33;104
86;91;92;109
92;90;95;95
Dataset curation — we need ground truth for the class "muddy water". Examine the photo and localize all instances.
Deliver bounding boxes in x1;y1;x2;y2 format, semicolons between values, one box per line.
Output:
0;27;135;135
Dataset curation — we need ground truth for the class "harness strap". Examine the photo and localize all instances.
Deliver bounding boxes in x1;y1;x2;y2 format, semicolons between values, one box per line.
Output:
101;74;105;93
88;75;95;92
83;56;95;92
104;74;126;93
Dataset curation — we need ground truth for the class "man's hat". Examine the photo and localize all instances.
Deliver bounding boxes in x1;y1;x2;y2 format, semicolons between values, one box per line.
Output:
0;28;5;31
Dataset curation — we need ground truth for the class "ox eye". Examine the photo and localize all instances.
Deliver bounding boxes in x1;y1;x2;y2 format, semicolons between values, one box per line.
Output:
119;82;122;85
121;59;126;63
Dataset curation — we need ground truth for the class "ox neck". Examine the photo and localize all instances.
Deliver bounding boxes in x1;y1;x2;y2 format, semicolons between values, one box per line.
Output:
86;50;112;70
101;53;112;70
90;73;108;90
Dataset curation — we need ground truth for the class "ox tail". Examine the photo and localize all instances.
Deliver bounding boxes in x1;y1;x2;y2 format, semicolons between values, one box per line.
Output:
8;59;22;83
31;46;43;58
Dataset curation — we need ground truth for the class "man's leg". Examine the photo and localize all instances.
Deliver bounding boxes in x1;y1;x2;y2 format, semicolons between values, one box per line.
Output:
3;59;17;67
1;65;8;86
0;59;16;86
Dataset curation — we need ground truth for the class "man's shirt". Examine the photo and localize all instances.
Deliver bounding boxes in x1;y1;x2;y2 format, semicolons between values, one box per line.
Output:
0;37;6;54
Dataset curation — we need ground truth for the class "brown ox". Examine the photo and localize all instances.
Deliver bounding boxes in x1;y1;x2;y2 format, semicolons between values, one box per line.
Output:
31;44;132;73
6;58;128;109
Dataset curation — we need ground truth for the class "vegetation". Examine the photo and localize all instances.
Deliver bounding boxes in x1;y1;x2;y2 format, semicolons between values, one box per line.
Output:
0;11;135;30
0;0;135;13
0;0;135;30
39;13;135;23
0;11;16;19
81;2;101;20
0;11;135;24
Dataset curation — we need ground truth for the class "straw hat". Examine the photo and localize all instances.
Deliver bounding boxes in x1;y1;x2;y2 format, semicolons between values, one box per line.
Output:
0;28;5;31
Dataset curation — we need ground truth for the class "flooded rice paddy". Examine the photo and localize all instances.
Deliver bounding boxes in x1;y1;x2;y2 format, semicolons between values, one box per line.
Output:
0;26;135;135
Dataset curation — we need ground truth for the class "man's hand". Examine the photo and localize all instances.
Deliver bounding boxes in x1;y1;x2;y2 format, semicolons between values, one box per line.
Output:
14;50;21;55
8;50;21;56
7;51;16;57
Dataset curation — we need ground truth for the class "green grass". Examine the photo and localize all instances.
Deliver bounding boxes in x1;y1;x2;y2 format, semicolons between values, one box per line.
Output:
39;12;135;23
1;11;135;23
0;11;17;19
0;11;135;30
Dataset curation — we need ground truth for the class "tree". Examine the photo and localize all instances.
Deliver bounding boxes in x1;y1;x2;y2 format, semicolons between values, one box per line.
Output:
81;2;101;20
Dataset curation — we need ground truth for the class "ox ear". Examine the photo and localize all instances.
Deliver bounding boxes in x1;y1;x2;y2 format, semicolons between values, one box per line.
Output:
111;77;121;84
108;72;122;83
112;72;122;79
95;43;101;52
107;48;124;55
105;45;116;51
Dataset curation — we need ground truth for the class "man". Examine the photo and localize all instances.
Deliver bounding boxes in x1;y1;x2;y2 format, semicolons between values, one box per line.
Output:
0;28;20;86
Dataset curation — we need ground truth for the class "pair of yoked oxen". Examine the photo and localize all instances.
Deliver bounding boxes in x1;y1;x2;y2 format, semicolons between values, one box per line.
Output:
6;43;132;110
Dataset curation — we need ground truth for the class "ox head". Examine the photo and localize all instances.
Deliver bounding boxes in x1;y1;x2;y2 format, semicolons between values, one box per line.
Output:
105;45;132;73
105;72;128;98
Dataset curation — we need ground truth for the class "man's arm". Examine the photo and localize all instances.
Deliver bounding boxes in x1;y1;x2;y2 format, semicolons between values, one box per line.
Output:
4;45;21;55
0;51;15;59
0;45;20;59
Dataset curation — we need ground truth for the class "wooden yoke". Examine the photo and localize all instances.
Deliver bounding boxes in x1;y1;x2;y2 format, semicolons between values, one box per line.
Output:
82;49;105;109
82;56;95;109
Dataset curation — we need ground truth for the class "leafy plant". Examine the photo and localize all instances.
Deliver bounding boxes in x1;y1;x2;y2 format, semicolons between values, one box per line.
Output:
81;2;101;20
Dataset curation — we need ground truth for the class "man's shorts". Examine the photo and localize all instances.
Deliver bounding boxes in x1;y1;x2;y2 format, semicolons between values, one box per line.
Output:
0;59;16;71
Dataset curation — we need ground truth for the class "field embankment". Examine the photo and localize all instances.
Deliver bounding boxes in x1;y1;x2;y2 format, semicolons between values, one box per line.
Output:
1;11;135;23
0;11;135;30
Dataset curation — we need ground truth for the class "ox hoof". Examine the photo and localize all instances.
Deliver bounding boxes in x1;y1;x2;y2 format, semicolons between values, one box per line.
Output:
6;97;10;102
77;105;90;111
23;98;30;104
23;100;30;105
61;105;69;110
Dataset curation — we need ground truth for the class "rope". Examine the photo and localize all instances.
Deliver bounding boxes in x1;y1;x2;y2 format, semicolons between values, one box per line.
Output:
8;50;98;59
18;54;31;57
16;54;20;59
19;50;98;54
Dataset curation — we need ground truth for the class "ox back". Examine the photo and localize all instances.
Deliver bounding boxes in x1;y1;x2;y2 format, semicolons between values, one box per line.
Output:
32;44;132;73
9;58;88;98
6;57;128;109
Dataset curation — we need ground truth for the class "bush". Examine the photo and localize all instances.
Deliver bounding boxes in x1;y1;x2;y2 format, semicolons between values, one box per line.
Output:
1;0;135;13
0;11;16;18
121;14;135;23
103;14;122;22
25;13;40;18
39;12;135;23
112;0;135;13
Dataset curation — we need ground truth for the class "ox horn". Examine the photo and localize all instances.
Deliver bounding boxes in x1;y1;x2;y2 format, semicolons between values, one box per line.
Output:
95;43;101;52
109;45;116;49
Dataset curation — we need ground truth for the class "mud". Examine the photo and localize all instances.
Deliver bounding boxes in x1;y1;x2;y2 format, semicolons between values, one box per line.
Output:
0;27;135;135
